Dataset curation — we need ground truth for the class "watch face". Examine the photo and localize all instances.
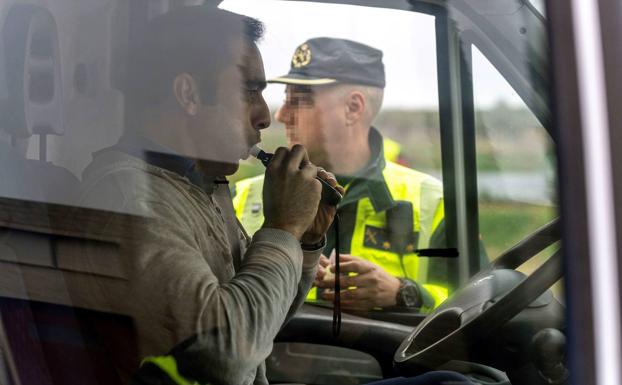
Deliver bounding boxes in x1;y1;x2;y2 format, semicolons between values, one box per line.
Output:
398;281;420;308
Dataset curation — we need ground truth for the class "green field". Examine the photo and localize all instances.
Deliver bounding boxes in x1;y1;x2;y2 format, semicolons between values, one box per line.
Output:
479;201;557;260
479;201;563;300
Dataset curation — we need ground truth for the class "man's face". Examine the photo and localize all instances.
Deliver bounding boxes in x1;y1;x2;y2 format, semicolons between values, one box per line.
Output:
237;42;271;159
275;85;346;169
193;42;270;175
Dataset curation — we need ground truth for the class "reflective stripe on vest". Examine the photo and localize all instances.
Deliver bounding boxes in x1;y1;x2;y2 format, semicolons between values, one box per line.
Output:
233;162;448;308
141;356;202;385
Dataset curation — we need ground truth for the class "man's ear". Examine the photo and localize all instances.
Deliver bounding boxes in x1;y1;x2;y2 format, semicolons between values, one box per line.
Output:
345;91;366;126
173;73;200;116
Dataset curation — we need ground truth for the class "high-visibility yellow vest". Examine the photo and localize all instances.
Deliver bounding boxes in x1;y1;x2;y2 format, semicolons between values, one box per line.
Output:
233;160;449;309
382;137;402;163
138;355;204;385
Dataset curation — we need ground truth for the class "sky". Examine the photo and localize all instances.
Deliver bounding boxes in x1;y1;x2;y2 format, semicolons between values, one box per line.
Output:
220;0;525;109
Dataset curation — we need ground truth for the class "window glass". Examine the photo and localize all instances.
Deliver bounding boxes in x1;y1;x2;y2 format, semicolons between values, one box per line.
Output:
470;45;563;303
222;0;449;316
0;1;565;385
472;45;557;261
221;0;442;181
529;0;546;17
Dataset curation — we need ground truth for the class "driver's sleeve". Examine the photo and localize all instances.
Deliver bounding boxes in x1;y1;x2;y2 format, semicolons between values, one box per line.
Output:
126;200;307;385
281;249;321;326
232;176;319;327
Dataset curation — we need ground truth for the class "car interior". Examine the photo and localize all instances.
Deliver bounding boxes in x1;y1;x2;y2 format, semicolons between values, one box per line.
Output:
0;1;565;384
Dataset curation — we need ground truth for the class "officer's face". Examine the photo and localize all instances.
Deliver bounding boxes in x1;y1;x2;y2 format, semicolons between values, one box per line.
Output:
275;85;347;169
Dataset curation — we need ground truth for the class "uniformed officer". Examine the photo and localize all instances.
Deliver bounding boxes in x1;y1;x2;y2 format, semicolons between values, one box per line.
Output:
234;38;452;311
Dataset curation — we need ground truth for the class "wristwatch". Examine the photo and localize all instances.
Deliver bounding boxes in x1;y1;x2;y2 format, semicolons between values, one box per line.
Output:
301;235;327;251
396;278;421;308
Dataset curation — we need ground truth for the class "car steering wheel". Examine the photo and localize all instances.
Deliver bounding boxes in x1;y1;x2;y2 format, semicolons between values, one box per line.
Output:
394;219;562;375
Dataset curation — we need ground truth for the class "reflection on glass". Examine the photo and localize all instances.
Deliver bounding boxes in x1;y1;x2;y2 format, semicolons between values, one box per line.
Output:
0;2;567;385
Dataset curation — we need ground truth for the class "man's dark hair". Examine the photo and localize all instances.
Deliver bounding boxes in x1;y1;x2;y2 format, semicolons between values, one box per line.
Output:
126;6;264;117
243;16;265;43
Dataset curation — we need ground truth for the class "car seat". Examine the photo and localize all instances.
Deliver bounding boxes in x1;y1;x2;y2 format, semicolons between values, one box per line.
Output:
0;4;139;384
0;3;78;206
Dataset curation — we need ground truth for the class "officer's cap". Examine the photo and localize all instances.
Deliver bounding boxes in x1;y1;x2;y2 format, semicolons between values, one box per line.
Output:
268;37;385;88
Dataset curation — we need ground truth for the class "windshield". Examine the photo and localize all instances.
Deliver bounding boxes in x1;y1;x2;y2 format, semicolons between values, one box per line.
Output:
0;1;565;385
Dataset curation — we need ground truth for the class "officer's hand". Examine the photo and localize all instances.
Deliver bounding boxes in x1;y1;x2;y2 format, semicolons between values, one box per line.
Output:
313;254;333;287
301;168;344;245
318;254;401;310
262;145;321;240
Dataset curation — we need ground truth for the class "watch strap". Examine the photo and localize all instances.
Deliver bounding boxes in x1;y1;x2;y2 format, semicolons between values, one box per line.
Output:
301;235;327;252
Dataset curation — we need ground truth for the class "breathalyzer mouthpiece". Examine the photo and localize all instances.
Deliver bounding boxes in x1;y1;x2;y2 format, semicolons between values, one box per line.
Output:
249;145;274;167
249;145;262;158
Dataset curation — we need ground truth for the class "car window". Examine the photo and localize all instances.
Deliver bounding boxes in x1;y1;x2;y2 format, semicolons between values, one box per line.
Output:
223;0;442;183
528;0;546;18
470;43;562;301
471;45;557;261
0;1;570;385
221;0;450;316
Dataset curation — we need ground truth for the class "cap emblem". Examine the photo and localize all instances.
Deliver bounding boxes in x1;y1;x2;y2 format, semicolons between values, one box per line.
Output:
292;43;312;68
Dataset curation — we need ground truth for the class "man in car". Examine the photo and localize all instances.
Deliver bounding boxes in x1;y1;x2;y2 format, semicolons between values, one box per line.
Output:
78;7;342;385
234;38;451;312
77;7;475;385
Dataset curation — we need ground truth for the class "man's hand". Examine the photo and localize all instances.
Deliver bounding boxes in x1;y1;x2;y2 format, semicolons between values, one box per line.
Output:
317;254;401;310
262;145;322;240
301;168;344;245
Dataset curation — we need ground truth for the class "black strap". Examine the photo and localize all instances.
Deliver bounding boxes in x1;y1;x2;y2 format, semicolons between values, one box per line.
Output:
332;213;341;338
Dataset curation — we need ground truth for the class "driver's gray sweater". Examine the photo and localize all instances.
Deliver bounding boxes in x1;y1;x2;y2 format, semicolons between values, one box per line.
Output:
79;150;319;385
